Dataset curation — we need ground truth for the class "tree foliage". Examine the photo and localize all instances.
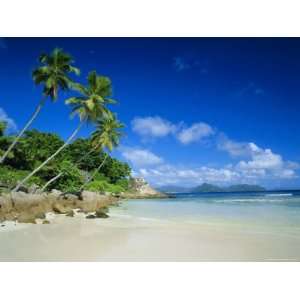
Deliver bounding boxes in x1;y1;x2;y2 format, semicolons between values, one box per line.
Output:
0;129;131;192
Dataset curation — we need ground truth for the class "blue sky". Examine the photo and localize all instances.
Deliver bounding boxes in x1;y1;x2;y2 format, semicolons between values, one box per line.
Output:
0;37;300;189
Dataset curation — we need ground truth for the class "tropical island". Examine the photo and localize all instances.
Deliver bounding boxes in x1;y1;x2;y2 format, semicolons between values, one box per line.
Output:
0;48;166;225
1;39;300;262
159;183;266;193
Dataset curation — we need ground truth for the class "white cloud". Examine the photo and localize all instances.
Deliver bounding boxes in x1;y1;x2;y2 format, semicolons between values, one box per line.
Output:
133;164;241;187
129;121;299;186
120;147;163;167
219;135;298;180
237;149;282;170
176;122;215;144
128;136;299;186
0;107;17;133
131;116;176;139
218;134;254;157
133;157;298;187
131;116;214;145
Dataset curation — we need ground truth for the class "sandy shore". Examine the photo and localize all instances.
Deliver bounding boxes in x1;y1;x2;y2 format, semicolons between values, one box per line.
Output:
1;210;300;261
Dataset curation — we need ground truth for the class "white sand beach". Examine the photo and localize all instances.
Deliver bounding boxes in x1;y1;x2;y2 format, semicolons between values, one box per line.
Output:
1;210;300;261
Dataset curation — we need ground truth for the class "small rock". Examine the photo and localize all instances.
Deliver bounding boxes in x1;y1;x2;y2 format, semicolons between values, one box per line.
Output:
100;206;109;213
62;193;79;201
52;203;68;214
35;212;46;219
95;208;109;218
86;214;97;219
66;210;74;217
50;189;62;197
43;220;50;224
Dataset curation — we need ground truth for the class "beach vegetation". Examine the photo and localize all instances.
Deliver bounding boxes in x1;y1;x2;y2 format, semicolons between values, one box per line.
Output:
0;48;80;165
0;48;131;195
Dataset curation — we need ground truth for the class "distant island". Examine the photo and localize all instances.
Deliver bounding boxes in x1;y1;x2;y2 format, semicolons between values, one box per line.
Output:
158;183;266;193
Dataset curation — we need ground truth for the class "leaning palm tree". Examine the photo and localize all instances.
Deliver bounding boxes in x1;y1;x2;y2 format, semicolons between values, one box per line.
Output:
0;48;80;164
80;113;124;191
17;71;116;192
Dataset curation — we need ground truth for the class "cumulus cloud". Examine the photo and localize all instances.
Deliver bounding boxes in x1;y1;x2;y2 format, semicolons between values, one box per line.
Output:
0;107;17;133
129;120;299;186
127;135;299;186
133;156;298;187
131;116;214;145
219;135;298;180
131;116;176;139
133;164;241;187
120;147;163;167
176;122;215;144
218;134;258;157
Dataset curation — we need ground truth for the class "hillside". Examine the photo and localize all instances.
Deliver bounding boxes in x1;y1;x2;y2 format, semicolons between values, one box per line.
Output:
159;183;266;193
193;183;265;193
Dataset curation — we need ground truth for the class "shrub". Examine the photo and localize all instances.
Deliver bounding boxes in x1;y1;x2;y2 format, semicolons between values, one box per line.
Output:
86;180;109;192
86;178;127;194
48;160;84;193
115;178;129;190
0;166;44;189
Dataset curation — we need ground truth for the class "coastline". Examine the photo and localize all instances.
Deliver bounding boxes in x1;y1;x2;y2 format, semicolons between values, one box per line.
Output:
1;210;300;261
2;191;300;261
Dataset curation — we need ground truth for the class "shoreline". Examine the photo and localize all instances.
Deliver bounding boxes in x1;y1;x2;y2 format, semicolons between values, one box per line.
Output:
1;207;300;261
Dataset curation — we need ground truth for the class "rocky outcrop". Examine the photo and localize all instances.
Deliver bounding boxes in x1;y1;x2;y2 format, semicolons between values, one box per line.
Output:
122;177;171;199
0;190;118;224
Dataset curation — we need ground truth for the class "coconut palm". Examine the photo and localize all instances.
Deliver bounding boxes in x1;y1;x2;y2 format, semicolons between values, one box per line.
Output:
70;70;116;118
0;48;80;164
80;113;124;191
28;71;117;192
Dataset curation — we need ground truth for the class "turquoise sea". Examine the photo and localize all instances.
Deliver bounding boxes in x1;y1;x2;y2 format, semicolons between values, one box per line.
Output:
113;191;300;238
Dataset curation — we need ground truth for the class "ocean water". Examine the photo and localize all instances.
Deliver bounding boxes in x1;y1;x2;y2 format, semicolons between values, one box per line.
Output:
112;191;300;237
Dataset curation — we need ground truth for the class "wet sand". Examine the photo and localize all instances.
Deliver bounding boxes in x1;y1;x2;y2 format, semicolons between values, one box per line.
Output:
1;211;300;261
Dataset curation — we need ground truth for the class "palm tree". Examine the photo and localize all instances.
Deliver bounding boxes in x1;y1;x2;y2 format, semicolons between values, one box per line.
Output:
15;71;116;192
0;48;80;164
80;113;124;191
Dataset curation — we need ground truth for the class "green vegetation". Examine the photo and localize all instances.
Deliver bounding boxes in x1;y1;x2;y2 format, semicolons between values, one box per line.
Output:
0;48;131;195
0;48;80;165
0;126;131;193
80;113;125;190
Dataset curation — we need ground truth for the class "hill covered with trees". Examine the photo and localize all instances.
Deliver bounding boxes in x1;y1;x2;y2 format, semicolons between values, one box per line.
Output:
0;124;131;194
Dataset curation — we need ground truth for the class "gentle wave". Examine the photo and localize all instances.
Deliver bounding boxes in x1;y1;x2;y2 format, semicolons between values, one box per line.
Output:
265;193;293;197
212;198;291;203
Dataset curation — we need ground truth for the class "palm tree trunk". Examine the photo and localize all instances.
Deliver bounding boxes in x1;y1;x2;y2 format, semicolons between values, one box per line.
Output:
0;97;46;164
13;120;85;192
40;172;63;192
40;144;100;191
80;153;108;191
